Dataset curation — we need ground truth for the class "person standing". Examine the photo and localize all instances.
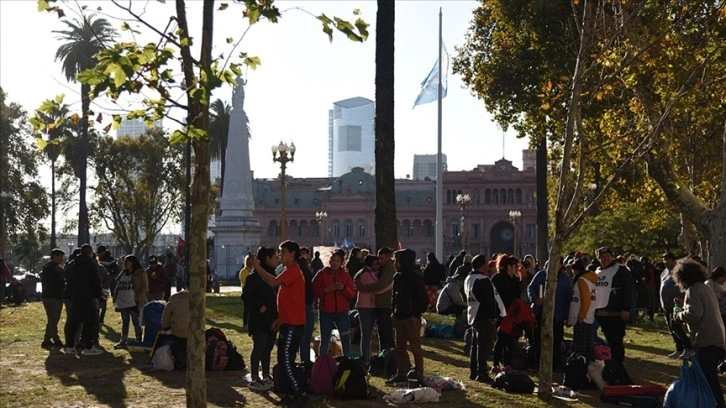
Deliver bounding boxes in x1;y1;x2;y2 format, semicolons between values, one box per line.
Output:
313;249;356;357
146;255;166;302
594;246;634;364
660;251;693;358
705;266;726;325
298;247;316;364
356;247;396;352
491;254;522;372
254;240;308;407
567;257;598;361
423;252;445;311
63;244;103;356
41;248;66;348
113;255;148;349
353;254;386;365
465;254;502;383
385;248;428;385
311;251;324;275
163;253;177;301
673;258;726;408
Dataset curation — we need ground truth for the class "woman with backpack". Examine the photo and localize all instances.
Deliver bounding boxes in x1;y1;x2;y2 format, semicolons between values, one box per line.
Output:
313;249;356;358
242;246;279;392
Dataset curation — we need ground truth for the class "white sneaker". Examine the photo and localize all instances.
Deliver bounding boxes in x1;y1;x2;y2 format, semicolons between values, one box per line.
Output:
63;347;77;355
81;346;103;356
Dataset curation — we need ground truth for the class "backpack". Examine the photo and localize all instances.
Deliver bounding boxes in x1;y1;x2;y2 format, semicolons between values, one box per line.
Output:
309;354;338;396
563;353;592;390
273;363;308;395
225;340;246;370
425;323;454;339
503;341;528;371
369;354;386;377
205;328;229;371
491;371;535;394
602;359;633;386
498;299;537;337
332;357;370;399
383;348;410;379
594;344;612;361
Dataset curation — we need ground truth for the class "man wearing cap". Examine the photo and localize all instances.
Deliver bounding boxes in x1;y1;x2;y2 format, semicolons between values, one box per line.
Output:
660;251;693;358
594;246;635;363
41;248;66;348
146;255;167;302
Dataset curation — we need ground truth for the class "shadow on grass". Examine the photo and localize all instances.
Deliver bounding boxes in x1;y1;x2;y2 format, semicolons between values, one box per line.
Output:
45;348;131;407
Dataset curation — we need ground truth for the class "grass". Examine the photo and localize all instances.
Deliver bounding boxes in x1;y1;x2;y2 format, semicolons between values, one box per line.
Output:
1;292;722;407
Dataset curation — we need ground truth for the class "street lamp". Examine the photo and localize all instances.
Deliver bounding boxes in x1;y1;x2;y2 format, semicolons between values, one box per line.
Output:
67;241;74;255
509;210;522;256
316;211;328;247
587;183;598;216
272;141;295;241
456;193;472;251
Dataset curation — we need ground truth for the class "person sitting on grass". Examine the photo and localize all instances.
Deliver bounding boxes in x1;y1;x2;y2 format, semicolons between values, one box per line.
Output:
242;246;279;392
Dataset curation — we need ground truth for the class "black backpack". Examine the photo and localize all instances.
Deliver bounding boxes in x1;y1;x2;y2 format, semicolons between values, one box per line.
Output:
204;328;229;371
332;357;370;399
225;340;246;370
383;348;410;379
503;341;528;371
563;353;591;390
491;371;535;394
273;363;308;395
602;359;633;386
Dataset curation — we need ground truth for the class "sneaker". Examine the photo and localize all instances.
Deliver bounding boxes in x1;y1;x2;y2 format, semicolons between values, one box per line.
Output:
41;341;53;349
384;375;408;386
667;350;682;359
63;347;77;355
113;341;127;350
81;346;103;356
263;377;274;387
679;349;695;359
248;379;272;392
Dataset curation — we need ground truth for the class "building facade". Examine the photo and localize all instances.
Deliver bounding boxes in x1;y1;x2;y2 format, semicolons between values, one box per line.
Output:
413;154;448;180
116;118;163;138
252;151;536;262
328;97;375;177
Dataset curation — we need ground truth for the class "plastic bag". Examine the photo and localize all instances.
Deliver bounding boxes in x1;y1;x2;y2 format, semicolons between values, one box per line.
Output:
383;387;440;403
663;358;716;408
151;345;174;371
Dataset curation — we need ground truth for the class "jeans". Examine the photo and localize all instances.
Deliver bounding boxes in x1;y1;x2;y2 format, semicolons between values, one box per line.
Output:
277;324;304;395
43;298;63;342
319;311;351;357
470;320;496;377
393;315;423;376
375;307;395;351
696;346;726;408
250;330;276;380
299;304;315;363
358;308;378;363
120;306;142;342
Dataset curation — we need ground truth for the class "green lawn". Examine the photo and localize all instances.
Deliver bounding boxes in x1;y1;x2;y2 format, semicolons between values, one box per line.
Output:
0;292;720;407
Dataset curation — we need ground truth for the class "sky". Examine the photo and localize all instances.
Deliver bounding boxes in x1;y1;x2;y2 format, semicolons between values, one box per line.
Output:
0;0;529;231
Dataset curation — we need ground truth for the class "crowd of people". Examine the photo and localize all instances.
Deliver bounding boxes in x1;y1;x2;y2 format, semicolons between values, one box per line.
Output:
30;240;725;407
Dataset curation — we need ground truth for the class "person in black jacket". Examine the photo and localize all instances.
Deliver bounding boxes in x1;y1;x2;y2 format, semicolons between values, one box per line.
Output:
490;254;521;372
594;246;634;364
386;248;428;385
242;246;279;392
41;248;66;348
63;244;103;355
465;255;501;383
298;246;316;364
423;252;446;311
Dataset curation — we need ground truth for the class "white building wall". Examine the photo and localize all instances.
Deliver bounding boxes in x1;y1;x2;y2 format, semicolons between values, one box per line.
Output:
332;97;374;176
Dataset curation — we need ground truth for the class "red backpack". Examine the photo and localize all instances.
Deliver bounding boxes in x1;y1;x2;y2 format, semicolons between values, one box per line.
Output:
205;328;229;371
498;298;537;337
309;354;338;396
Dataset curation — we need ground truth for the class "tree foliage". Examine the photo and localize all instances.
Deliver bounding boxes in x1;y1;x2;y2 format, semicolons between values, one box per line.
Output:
0;87;49;261
90;128;185;258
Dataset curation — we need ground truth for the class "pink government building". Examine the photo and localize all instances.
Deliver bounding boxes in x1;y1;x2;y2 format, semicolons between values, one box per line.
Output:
249;151;536;262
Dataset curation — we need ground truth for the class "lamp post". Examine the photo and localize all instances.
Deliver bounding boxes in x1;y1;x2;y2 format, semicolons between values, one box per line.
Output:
456;193;472;251
587;182;598;216
316;211;327;247
509;210;522;256
67;241;74;255
272;141;295;241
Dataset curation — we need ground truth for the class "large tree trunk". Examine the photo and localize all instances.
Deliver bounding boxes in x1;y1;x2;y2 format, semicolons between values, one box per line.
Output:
645;120;726;269
79;83;90;246
536;135;548;264
374;0;397;250
177;0;214;406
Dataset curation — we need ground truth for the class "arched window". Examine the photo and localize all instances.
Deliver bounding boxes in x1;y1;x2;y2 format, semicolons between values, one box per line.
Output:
500;188;507;204
423;220;433;237
515;188;522;204
485;188;492;204
508;188;514;205
493;189;499;204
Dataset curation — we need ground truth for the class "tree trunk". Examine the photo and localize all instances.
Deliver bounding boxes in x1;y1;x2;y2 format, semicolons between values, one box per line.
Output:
536;135;548;264
374;0;397;250
176;0;214;406
79;83;90;246
51;161;57;250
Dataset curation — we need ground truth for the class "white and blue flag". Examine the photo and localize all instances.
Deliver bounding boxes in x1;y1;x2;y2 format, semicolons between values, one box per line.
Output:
413;42;449;108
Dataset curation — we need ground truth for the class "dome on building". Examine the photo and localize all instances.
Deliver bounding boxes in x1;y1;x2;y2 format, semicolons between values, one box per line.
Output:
331;167;375;195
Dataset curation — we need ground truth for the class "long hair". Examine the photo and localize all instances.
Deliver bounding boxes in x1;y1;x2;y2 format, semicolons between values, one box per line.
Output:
124;254;143;271
497;254;519;272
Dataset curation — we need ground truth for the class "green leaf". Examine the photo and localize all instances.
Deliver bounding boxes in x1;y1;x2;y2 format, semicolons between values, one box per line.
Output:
77;69;105;85
35;138;48;150
226;37;233;44
247;7;260;24
243;55;261;70
230;64;242;77
170;129;186;144
37;0;51;12
29;117;44;131
37;99;55;114
111;64;128;88
181;37;190;47
121;22;130;31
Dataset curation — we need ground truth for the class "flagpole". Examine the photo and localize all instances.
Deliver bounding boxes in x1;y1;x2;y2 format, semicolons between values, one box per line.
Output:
435;7;444;262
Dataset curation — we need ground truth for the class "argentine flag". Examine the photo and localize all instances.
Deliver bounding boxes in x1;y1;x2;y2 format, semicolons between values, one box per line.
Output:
413;42;449;108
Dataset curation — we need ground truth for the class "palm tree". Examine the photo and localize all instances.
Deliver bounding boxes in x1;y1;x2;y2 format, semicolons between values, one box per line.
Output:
374;0;397;250
54;14;116;246
209;99;231;194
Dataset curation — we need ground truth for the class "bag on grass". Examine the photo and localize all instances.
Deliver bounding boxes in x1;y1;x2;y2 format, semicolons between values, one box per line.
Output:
594;344;612;361
425;323;454;339
309;354;338;396
602;359;633;386
563;353;591;390
502;341;528;371
225;340;246;370
383;348;410;379
151;344;174;371
491;371;535;394
205;328;229;371
663;358;716;408
332;357;370;399
600;394;661;408
273;363;308;395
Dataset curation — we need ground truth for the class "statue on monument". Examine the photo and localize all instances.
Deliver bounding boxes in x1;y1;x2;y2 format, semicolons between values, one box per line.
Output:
232;76;246;110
